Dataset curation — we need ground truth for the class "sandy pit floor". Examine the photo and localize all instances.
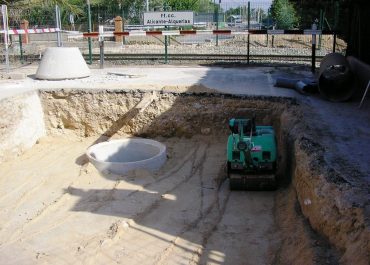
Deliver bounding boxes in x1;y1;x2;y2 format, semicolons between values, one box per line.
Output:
0;135;277;265
1;63;368;264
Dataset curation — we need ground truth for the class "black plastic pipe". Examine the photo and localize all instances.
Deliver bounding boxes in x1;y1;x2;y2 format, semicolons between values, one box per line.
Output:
318;53;355;102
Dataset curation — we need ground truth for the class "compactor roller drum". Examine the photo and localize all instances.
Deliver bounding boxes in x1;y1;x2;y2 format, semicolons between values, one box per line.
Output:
227;118;277;190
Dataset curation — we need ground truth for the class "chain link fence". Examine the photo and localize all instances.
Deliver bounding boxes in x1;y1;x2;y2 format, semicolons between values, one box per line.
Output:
1;1;346;67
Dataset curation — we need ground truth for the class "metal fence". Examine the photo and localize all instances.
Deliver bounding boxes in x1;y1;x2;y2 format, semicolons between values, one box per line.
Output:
0;1;346;68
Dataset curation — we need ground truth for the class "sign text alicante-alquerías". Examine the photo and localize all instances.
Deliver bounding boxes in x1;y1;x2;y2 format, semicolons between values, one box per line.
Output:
144;12;194;26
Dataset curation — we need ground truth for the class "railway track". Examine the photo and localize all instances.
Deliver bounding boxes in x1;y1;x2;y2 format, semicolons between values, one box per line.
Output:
82;53;324;63
3;53;323;65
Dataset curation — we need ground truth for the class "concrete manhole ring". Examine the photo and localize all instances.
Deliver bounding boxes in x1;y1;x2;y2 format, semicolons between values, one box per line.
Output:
86;138;166;175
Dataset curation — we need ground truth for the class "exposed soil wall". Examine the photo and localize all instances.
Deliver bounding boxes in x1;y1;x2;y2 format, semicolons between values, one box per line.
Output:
291;133;369;264
2;89;367;264
0;91;45;162
279;106;370;265
39;89;290;139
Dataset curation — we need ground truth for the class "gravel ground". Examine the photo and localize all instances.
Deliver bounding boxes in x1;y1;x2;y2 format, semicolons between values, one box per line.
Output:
2;34;345;64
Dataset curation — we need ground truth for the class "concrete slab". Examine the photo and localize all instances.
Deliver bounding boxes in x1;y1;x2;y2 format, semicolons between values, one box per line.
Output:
7;73;27;80
1;65;308;100
0;81;36;100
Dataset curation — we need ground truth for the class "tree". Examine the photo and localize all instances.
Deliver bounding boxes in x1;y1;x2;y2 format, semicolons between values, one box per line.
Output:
0;0;26;4
18;0;83;14
167;0;199;11
271;0;298;29
225;7;241;17
147;0;214;12
289;0;346;29
8;0;85;26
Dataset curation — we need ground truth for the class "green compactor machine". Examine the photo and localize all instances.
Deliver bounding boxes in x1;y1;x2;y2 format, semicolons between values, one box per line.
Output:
227;118;278;190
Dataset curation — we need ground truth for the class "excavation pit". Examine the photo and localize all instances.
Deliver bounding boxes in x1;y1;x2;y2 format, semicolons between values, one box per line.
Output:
0;89;368;265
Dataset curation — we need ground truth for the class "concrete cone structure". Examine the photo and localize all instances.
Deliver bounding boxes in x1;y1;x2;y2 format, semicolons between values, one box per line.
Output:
36;47;90;80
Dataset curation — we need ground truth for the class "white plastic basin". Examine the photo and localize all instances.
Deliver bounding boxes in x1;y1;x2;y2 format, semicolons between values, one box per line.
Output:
86;138;166;175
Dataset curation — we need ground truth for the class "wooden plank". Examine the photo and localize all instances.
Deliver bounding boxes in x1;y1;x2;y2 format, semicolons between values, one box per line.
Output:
135;92;157;112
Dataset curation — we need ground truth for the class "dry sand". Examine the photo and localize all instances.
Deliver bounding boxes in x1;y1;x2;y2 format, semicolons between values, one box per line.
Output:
1;63;368;264
0;135;277;265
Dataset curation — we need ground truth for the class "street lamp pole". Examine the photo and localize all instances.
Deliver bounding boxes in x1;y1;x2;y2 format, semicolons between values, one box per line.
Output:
87;0;93;64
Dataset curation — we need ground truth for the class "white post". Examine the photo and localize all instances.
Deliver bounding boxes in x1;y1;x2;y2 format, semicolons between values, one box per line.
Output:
146;0;149;12
69;13;75;31
55;5;62;47
1;5;10;72
99;25;104;69
359;80;370;109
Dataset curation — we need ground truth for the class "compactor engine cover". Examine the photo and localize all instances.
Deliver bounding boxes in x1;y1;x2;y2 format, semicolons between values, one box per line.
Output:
227;118;277;190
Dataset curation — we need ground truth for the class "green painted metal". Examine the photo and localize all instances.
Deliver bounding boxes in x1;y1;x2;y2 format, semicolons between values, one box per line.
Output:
247;1;251;64
215;0;219;46
318;9;324;50
227;118;277;171
334;1;339;30
247;1;251;30
18;34;24;63
164;1;169;64
87;1;93;65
